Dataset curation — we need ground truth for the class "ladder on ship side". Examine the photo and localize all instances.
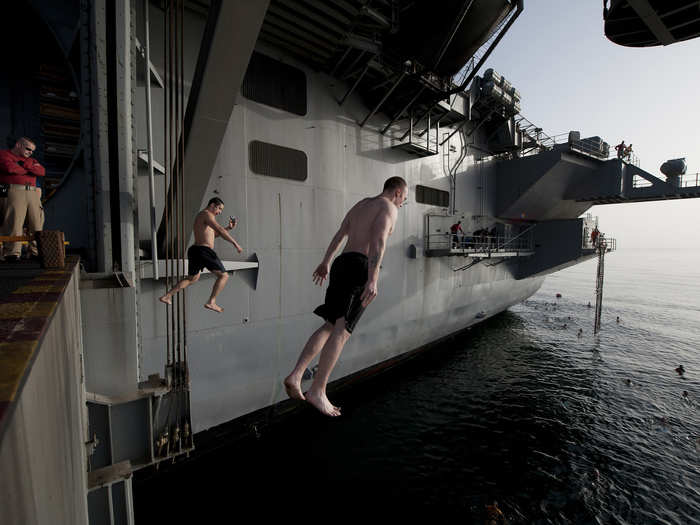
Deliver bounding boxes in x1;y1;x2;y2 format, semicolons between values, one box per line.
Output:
593;241;606;334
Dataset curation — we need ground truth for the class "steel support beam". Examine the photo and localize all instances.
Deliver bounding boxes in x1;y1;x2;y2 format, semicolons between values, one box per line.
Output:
381;86;425;135
400;100;437;141
432;0;475;69
626;0;676;45
338;59;372;106
445;0;523;97
157;0;270;254
359;71;406;127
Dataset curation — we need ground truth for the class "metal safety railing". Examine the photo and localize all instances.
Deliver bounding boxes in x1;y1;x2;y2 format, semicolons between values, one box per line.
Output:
548;133;641;167
634;171;700;189
582;233;616;252
425;230;534;255
671;172;700;188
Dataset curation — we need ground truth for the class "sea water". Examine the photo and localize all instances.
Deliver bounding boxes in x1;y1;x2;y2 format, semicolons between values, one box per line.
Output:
135;249;700;524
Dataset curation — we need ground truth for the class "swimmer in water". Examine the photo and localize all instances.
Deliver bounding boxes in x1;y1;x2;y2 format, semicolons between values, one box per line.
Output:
485;501;505;524
616;316;620;323
675;365;685;376
578;328;583;338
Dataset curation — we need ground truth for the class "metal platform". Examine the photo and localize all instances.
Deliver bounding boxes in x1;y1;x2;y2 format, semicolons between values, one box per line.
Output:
138;258;259;280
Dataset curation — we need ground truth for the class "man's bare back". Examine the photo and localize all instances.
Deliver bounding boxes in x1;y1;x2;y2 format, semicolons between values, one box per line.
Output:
341;196;398;257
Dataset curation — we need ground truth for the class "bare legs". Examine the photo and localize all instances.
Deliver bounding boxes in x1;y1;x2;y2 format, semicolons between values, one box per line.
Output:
159;271;229;313
204;271;228;312
159;274;200;304
284;318;351;417
284;322;334;400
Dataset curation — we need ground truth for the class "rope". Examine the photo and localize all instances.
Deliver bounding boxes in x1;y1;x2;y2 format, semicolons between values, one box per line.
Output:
157;0;191;456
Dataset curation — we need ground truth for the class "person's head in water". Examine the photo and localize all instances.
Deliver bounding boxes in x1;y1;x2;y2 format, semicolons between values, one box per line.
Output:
382;176;408;208
207;197;224;216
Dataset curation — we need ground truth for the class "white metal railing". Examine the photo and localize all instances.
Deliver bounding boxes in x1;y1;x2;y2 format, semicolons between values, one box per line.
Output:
582;232;616;252
635;171;700;189
549;134;642;167
625;151;640;166
598;235;616;252
425;231;534;255
672;172;700;188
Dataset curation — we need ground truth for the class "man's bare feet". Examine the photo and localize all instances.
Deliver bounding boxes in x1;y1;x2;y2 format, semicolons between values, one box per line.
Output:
283;375;305;400
159;295;171;305
204;302;223;313
306;391;341;417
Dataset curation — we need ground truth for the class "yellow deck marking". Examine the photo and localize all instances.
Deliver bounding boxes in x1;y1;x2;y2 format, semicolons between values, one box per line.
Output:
0;341;37;401
0;302;57;320
12;284;65;294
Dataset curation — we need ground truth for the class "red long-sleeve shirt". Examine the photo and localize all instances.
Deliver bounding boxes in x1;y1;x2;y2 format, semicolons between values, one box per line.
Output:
0;149;46;186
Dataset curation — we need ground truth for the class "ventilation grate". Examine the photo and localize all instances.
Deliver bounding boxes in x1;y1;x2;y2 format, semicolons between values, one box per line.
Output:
241;52;307;116
249;141;308;182
416;184;449;207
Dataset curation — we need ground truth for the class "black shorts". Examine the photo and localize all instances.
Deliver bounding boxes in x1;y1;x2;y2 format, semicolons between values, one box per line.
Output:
187;245;225;276
313;252;368;334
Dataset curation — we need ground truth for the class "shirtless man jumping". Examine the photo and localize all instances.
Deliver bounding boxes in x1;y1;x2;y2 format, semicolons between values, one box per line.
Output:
159;197;243;313
284;176;408;416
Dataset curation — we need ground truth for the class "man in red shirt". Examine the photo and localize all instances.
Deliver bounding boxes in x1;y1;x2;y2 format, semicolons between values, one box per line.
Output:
0;137;45;261
450;220;464;248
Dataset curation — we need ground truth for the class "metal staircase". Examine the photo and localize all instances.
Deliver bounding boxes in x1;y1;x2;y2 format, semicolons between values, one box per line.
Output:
593;240;606;334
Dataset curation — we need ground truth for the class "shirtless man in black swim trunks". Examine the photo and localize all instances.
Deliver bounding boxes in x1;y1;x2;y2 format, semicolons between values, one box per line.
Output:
284;177;408;416
159;197;243;313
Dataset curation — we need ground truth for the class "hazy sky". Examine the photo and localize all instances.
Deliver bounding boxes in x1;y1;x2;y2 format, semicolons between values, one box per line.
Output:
484;1;700;250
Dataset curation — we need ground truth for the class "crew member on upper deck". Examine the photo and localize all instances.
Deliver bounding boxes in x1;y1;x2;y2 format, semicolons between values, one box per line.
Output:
615;140;626;159
0;137;45;261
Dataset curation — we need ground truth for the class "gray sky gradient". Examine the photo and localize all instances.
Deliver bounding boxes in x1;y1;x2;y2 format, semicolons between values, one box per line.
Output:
484;1;700;249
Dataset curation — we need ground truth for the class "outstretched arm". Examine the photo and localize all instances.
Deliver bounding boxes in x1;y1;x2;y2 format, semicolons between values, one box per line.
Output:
205;215;243;253
360;205;395;307
312;215;349;285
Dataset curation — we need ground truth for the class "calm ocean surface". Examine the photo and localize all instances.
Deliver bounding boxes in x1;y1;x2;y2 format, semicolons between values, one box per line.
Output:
135;249;700;524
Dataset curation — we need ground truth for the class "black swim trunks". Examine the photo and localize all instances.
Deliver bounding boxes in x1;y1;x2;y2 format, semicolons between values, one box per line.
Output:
187;245;225;276
313;252;368;334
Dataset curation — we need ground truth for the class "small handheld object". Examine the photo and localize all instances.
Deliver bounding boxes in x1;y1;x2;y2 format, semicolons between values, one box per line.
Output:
229;216;237;224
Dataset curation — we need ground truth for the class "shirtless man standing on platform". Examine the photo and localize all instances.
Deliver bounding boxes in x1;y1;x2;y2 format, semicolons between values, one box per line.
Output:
159;197;243;313
284;176;408;416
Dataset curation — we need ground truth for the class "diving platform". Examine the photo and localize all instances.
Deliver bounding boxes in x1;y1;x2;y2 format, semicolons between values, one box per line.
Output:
138;257;259;281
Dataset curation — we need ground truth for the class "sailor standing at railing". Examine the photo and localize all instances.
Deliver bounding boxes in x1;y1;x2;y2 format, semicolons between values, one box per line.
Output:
450;220;464;248
615;140;626;159
0;137;45;262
